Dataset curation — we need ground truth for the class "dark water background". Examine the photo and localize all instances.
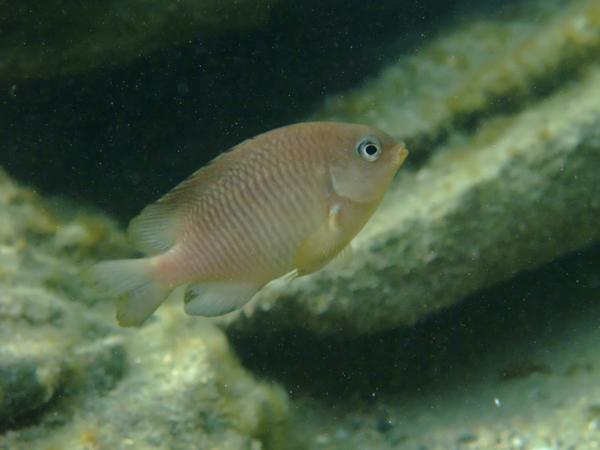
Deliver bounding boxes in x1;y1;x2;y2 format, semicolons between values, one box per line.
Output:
2;0;462;221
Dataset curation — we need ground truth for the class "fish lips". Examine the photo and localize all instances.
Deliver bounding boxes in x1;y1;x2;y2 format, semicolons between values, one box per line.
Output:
392;143;409;169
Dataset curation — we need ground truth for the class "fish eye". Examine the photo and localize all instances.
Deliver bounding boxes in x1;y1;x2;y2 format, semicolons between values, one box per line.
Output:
356;136;382;162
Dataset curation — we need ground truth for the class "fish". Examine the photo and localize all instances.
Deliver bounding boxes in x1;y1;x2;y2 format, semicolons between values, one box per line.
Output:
90;122;408;326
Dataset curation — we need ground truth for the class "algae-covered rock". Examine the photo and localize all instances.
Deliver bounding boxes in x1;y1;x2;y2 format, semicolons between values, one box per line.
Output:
0;170;288;448
0;168;123;428
2;317;288;450
315;0;600;159
0;0;277;81
224;61;600;337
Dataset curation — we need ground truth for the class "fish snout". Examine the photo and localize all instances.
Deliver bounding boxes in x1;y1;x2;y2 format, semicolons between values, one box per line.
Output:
393;143;409;167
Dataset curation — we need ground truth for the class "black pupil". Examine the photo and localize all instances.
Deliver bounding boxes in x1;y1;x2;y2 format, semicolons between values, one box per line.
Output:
364;143;378;156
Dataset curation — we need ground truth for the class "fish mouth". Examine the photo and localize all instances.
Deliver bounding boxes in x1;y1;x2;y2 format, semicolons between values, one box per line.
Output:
393;143;409;167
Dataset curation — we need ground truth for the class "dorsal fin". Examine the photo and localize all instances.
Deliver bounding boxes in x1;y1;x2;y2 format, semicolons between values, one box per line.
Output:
127;146;244;254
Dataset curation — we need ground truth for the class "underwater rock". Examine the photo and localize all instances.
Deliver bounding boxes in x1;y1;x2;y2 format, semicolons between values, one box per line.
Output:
315;0;600;160
1;317;289;450
0;168;118;428
0;170;288;448
1;0;277;80
0;347;62;427
223;61;600;337
282;245;600;449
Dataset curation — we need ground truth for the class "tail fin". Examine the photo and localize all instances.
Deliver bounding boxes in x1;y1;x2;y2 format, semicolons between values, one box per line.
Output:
89;258;171;327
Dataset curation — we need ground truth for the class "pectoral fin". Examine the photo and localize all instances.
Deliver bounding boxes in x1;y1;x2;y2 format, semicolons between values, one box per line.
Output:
293;203;352;276
184;281;261;317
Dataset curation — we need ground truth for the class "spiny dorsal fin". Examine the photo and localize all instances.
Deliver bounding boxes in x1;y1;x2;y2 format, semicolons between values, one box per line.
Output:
127;146;245;255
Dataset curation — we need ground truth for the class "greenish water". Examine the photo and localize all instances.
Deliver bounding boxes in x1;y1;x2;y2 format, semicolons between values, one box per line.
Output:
1;0;600;449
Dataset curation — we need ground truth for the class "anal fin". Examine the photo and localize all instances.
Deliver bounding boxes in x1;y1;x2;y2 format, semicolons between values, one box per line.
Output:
184;281;261;317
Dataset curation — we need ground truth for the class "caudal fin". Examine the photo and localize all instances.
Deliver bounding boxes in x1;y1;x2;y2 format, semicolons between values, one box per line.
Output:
89;258;171;327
